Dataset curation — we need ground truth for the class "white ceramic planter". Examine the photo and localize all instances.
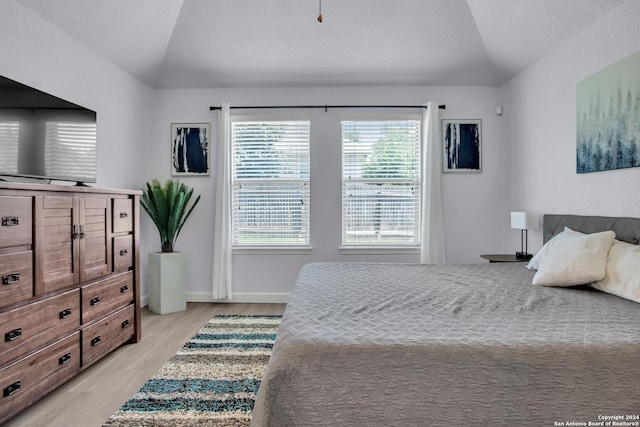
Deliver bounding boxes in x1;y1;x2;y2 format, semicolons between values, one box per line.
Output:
148;252;187;315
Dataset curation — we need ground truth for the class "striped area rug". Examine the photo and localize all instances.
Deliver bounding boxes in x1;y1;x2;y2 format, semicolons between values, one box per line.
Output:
103;314;281;427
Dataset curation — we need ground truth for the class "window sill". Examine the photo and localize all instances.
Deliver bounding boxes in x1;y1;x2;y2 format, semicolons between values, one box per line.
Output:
339;246;420;255
233;246;313;255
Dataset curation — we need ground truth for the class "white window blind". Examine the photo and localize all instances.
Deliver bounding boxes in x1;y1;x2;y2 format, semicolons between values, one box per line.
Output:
45;122;97;181
0;122;19;174
232;120;310;246
342;120;421;246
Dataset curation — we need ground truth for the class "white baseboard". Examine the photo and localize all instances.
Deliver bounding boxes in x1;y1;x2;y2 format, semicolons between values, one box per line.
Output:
187;291;290;304
140;292;290;307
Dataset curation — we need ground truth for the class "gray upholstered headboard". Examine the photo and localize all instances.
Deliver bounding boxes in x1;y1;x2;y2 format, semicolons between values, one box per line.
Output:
543;214;640;245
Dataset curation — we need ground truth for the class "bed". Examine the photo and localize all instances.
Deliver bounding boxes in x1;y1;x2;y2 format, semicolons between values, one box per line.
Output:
251;215;640;426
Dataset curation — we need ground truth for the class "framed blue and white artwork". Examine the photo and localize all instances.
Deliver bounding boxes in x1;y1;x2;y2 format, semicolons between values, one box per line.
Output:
171;122;210;176
442;119;482;173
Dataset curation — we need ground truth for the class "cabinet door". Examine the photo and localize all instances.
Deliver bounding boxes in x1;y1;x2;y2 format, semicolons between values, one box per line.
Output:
0;333;80;425
79;197;110;282
81;271;133;325
112;198;133;233
0;251;33;310
81;304;134;367
41;196;78;293
0;289;80;367
0;196;32;249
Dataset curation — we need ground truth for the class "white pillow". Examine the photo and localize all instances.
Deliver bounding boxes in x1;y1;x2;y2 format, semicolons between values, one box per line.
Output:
532;230;616;286
527;227;584;270
591;239;640;303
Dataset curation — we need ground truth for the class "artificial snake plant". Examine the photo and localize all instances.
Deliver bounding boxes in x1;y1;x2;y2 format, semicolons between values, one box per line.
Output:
141;179;201;253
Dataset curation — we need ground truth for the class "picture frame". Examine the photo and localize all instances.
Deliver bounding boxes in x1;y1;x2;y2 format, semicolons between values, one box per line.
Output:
577;51;640;173
171;122;211;176
441;119;482;172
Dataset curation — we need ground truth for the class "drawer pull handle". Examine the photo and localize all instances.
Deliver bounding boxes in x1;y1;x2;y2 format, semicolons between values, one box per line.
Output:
3;381;20;397
59;353;72;365
4;328;21;342
119;249;128;256
119;212;128;218
2;273;20;285
90;296;101;306
121;319;130;329
59;308;72;319
120;285;129;293
91;336;101;347
1;216;19;227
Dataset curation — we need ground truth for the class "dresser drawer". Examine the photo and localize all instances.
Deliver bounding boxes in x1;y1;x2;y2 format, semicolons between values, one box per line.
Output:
81;271;133;325
0;332;80;425
112;198;133;233
0;197;32;249
113;235;133;272
81;304;134;367
0;251;33;310
0;289;80;367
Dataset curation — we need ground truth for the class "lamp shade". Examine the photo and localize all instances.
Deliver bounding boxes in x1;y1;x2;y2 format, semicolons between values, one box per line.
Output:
511;212;538;230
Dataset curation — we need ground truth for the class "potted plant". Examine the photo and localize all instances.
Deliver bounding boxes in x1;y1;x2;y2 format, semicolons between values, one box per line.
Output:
141;179;200;314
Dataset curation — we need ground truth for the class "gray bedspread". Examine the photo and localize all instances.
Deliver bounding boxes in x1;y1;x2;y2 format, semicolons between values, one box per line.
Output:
252;262;640;426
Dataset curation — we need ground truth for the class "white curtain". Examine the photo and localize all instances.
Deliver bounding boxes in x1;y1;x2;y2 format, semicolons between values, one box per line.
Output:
420;102;446;264
212;103;233;299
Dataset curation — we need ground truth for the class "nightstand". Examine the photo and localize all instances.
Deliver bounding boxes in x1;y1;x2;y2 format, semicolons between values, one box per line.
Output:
481;254;530;263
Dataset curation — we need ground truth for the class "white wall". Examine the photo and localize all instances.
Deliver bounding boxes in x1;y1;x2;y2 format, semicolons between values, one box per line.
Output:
501;0;640;253
12;0;633;303
147;86;509;301
1;1;152;305
0;1;152;190
0;1;517;302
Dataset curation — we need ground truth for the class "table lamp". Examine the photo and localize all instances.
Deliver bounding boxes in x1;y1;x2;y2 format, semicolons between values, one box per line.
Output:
511;212;538;260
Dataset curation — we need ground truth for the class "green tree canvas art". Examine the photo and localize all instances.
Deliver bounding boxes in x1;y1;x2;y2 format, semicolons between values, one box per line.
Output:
577;51;640;173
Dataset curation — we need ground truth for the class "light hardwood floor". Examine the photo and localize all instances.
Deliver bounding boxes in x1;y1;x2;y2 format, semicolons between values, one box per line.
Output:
4;302;286;427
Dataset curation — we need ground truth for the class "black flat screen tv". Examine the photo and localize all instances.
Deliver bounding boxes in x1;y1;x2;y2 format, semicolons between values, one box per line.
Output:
0;75;97;184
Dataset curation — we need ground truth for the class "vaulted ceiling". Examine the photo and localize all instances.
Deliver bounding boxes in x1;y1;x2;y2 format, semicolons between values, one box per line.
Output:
16;0;626;89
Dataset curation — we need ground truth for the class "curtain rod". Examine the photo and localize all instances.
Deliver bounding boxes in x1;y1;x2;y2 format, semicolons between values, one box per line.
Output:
209;104;446;112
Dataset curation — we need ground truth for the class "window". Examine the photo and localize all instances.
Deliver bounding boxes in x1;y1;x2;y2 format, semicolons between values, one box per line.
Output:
342;119;421;247
232;120;310;247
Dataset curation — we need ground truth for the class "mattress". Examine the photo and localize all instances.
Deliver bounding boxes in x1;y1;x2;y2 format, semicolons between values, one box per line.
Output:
252;262;640;426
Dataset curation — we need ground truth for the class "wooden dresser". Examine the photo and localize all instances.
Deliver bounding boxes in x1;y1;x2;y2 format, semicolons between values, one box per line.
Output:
0;182;141;424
